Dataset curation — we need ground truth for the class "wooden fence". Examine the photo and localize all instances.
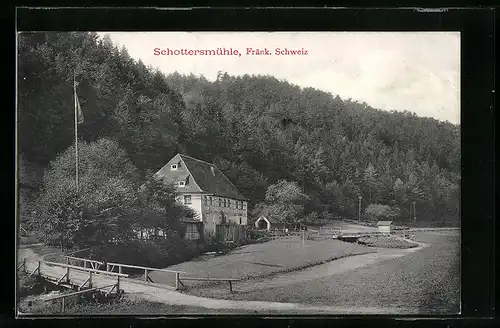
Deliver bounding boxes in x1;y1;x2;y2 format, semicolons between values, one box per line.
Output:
62;255;237;293
17;258;128;313
215;224;246;243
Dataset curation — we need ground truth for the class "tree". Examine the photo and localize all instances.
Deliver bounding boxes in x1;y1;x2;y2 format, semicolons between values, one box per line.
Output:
393;178;407;203
364;162;380;203
254;180;308;226
364;204;399;222
137;175;197;236
35;139;140;248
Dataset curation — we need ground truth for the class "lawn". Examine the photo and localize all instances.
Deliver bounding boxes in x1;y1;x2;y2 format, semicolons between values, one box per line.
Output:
149;236;373;287
216;230;460;314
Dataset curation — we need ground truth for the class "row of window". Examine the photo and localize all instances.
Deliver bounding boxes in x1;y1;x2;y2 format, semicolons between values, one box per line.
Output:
204;196;245;209
183;195;246;210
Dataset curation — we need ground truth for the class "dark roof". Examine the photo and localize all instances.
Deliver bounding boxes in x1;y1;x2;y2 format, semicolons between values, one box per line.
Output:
257;216;283;225
155;154;247;201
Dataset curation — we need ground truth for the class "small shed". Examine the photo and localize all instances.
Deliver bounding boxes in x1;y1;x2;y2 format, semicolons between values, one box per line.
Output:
377;220;393;234
255;216;285;231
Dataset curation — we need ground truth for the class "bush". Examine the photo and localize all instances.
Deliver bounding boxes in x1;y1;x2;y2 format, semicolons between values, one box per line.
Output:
364;204;400;222
86;233;203;272
247;229;269;240
17;272;44;299
357;236;418;249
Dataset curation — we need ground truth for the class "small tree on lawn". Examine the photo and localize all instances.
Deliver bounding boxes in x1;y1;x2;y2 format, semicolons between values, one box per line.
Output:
364;203;400;223
253;180;308;226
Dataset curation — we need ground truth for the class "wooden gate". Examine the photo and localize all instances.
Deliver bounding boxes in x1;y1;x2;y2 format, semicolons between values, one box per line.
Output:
215;224;246;243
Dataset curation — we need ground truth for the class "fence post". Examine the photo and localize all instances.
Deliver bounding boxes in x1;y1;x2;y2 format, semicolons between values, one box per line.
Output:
175;272;179;290
66;257;69;265
66;267;70;283
229;280;233;294
106;263;110;272
89;271;92;288
23;258;26;273
37;261;41;276
116;275;120;293
119;266;122;275
61;297;65;313
144;269;148;282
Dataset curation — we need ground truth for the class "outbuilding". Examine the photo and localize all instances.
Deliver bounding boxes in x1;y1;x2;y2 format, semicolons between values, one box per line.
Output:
377;220;393;234
254;216;285;231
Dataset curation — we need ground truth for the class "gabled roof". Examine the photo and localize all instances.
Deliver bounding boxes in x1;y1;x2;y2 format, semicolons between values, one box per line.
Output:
257;216;284;225
155;154;248;201
377;220;393;226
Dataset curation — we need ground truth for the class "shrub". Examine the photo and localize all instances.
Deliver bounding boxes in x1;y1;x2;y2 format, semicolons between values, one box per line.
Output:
86;233;203;271
17;273;44;299
365;204;400;222
247;229;269;240
357;236;418;249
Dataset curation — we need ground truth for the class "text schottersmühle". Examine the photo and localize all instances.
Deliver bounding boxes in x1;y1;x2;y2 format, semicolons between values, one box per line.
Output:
153;47;309;57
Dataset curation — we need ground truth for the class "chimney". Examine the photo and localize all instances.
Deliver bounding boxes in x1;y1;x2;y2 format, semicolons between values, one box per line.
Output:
210;166;215;176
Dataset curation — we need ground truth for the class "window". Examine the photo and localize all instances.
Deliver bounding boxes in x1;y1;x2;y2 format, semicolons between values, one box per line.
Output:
228;200;231;208
185;176;189;185
185;223;199;240
218;197;222;207
184;195;192;205
171;164;178;170
209;197;213;206
223;199;227;207
178;181;185;187
204;196;208;205
239;217;242;224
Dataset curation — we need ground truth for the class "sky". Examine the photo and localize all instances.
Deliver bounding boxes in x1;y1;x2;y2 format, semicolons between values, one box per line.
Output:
99;32;460;124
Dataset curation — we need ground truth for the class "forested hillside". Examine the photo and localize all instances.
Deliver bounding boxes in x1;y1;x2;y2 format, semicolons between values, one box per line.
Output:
18;32;460;226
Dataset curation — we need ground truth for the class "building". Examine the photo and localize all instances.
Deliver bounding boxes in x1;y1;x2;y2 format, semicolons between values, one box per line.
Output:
377;220;393;234
155;154;248;240
254;216;286;231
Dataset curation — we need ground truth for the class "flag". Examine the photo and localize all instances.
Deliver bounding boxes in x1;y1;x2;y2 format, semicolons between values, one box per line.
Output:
75;92;84;124
74;80;84;124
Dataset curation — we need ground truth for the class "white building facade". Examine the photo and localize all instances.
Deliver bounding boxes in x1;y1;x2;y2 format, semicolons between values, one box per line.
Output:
156;154;248;240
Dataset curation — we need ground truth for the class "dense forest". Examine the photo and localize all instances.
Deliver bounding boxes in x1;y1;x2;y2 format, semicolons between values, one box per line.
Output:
18;32;460;227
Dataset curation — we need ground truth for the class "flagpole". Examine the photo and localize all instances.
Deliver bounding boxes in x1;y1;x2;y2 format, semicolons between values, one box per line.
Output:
74;72;79;193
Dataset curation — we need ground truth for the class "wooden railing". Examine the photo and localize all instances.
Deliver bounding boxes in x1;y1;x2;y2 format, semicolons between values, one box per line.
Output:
176;277;241;293
65;255;104;270
63;256;186;287
18;258;128;291
25;255;239;294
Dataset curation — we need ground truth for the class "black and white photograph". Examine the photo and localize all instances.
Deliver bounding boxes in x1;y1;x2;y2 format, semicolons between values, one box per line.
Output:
16;31;461;316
